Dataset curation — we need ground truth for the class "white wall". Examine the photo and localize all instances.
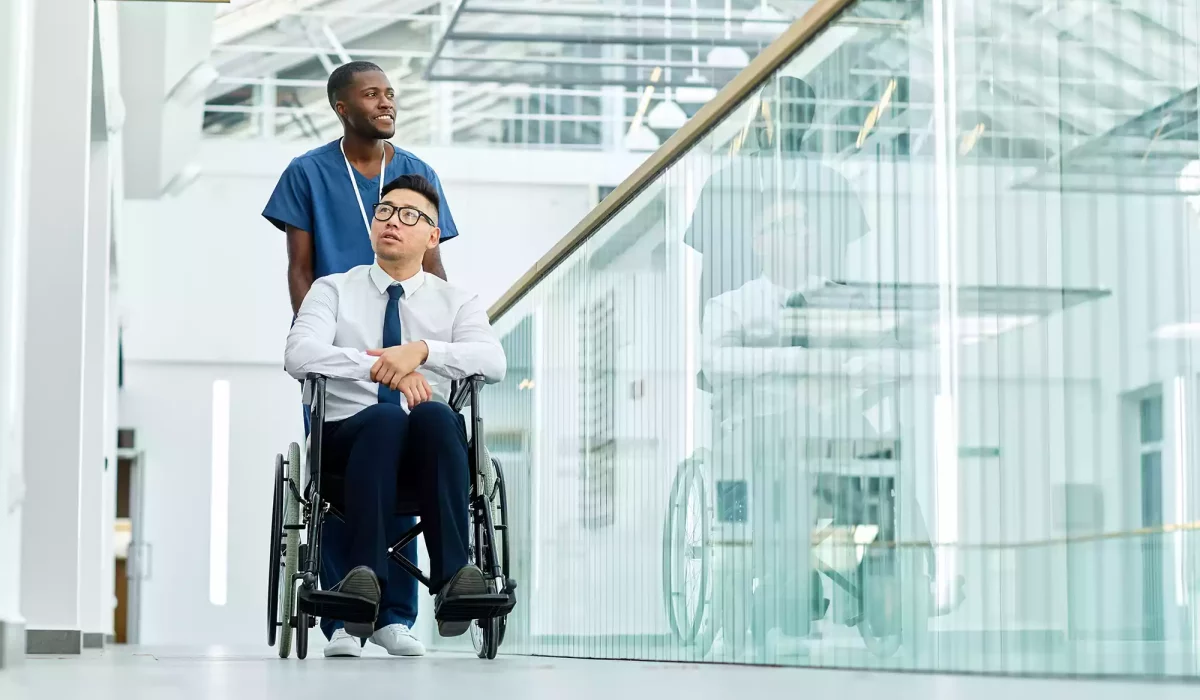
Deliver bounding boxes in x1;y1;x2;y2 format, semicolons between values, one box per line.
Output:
118;140;639;646
439;182;594;312
119;362;302;645
0;0;35;656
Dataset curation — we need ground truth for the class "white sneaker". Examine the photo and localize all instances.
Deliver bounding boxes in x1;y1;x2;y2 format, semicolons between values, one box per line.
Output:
324;628;363;658
369;623;426;657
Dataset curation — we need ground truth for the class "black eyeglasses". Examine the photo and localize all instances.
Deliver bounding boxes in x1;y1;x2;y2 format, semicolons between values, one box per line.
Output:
373;203;436;227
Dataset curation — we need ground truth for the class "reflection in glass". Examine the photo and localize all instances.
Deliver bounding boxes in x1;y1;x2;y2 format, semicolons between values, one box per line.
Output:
476;0;1200;680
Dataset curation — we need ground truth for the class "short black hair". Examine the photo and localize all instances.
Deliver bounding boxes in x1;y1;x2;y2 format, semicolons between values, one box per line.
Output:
381;174;440;213
327;61;385;109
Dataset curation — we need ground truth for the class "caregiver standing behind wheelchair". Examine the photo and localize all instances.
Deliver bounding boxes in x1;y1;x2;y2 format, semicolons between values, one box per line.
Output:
262;61;460;657
284;174;506;658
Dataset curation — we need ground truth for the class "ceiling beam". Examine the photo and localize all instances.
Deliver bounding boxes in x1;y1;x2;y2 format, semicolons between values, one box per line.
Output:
320;23;353;65
212;44;430;58
443;30;770;48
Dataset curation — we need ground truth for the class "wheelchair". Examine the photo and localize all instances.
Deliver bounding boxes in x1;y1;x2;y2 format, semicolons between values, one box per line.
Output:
663;414;964;659
267;373;516;660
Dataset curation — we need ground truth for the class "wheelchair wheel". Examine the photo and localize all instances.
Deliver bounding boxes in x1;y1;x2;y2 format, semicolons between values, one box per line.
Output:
856;553;902;658
492;459;510;648
468;526;501;660
858;618;902;657
267;454;285;649
469;457;508;660
479;616;500;660
662;451;712;646
277;442;303;659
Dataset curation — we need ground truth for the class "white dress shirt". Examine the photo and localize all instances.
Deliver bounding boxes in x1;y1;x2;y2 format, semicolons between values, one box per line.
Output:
702;275;898;380
285;264;507;422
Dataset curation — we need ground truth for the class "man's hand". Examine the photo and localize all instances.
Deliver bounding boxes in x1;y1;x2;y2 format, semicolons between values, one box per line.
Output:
368;342;429;388
392;372;434;407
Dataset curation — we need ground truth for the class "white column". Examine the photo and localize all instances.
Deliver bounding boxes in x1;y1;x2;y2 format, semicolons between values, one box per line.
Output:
259;73;277;139
1163;375;1195;665
600;45;626;151
0;0;36;671
19;0;95;654
80;138;113;646
929;0;961;609
102;277;121;643
97;0;124;644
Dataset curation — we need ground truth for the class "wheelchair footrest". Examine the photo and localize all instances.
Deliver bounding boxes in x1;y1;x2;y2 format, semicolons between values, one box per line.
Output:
811;597;830;621
297;588;377;624
435;591;515;623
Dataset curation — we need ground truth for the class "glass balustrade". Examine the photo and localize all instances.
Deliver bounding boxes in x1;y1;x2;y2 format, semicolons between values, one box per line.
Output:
454;0;1200;678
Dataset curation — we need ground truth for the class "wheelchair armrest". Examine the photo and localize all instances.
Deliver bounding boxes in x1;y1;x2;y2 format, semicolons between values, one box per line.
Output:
304;373;330;434
302;373;330;494
449;374;485;414
302;373;328;407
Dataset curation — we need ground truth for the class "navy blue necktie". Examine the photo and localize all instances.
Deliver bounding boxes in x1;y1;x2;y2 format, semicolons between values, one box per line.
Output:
378;284;405;406
786;291;809;348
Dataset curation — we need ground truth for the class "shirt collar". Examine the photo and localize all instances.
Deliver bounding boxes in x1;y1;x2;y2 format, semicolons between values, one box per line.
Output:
370;263;427;298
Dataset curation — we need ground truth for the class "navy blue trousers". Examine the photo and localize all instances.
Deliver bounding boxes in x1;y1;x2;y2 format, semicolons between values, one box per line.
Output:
305;403;420;637
316;402;471;639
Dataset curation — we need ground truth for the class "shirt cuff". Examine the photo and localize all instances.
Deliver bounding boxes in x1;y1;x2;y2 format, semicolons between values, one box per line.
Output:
352;351;377;382
421;339;450;375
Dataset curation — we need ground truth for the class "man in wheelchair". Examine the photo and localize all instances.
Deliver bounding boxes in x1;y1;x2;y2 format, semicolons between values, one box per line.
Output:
700;190;897;659
284;174;506;657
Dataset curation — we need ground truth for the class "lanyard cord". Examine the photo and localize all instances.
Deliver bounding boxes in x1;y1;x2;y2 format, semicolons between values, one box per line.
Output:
340;138;387;237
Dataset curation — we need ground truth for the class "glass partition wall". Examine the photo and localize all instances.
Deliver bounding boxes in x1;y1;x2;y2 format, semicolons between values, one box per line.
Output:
462;0;1200;678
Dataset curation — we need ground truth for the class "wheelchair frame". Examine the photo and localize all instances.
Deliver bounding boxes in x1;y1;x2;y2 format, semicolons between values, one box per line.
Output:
268;373;515;660
661;441;958;659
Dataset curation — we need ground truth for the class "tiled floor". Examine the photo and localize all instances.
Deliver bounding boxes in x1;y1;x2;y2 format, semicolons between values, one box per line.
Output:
1;646;1198;700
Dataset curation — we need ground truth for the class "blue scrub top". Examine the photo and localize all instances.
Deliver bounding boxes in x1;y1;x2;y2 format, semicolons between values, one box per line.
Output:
262;139;459;279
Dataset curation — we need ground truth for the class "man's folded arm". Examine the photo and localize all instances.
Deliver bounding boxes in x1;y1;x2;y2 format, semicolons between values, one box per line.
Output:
701;295;897;380
701;296;806;381
284;278;376;382
421;295;507;384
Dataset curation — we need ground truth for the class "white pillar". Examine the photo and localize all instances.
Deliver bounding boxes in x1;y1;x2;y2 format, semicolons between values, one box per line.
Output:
0;0;36;671
102;276;121;644
19;0;95;655
600;45;625;151
79;137;113;648
97;0;123;646
1163;374;1195;668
